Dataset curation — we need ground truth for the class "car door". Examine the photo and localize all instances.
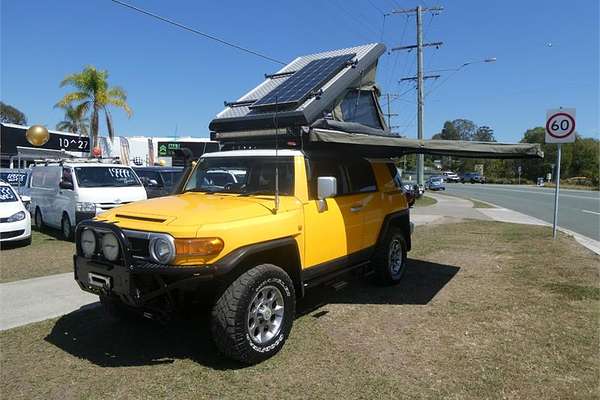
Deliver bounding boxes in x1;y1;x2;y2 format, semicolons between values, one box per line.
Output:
343;160;388;250
301;157;364;269
55;167;75;226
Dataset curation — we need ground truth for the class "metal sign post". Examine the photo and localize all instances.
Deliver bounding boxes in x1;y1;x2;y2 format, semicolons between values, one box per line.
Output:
545;108;576;239
552;144;561;239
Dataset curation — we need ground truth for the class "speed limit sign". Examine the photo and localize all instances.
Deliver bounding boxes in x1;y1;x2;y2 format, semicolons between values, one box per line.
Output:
545;108;576;143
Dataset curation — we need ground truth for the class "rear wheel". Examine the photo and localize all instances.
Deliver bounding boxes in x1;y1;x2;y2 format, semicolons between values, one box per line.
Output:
373;228;408;285
211;264;295;364
61;214;73;240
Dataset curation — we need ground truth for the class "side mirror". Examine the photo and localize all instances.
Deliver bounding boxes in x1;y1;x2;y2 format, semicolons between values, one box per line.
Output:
317;177;337;200
59;180;73;190
20;195;31;203
148;179;159;187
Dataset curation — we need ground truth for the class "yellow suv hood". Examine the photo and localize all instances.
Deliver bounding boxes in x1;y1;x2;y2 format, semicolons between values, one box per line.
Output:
97;192;288;234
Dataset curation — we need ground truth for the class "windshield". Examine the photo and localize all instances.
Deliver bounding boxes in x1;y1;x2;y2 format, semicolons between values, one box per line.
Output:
74;167;141;188
0;186;18;202
183;156;294;195
430;177;443;183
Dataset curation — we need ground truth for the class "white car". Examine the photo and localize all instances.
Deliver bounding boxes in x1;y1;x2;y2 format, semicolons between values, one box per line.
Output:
29;162;147;239
441;171;460;183
0;181;31;246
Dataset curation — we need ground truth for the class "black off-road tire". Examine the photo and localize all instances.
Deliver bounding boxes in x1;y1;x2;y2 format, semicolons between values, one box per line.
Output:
372;228;408;285
61;214;73;241
100;295;132;321
211;264;296;364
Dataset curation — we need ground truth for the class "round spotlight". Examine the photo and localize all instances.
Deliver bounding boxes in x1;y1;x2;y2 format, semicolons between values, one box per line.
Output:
150;236;175;264
101;233;120;261
81;229;97;258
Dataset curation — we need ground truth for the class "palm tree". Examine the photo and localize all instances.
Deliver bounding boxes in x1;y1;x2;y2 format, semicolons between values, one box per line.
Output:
55;66;132;147
55;104;89;135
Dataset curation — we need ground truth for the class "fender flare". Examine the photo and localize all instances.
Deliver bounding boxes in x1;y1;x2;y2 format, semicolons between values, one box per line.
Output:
213;236;304;297
376;209;412;252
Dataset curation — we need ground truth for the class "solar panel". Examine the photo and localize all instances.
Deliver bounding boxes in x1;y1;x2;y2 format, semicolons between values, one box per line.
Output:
250;53;356;110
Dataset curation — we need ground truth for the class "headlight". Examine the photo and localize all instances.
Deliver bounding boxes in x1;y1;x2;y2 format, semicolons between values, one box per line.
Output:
175;237;224;257
80;229;97;258
6;211;26;222
149;235;175;264
101;232;120;261
76;202;96;212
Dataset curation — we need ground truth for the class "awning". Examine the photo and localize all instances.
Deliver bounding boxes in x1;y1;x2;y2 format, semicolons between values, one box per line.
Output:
308;128;543;159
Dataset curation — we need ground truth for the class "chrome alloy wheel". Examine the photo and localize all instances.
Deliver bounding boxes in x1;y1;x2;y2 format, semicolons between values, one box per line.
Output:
247;285;285;345
388;238;404;276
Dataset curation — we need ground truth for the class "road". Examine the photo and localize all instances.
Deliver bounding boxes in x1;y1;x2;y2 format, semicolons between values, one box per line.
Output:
442;184;600;241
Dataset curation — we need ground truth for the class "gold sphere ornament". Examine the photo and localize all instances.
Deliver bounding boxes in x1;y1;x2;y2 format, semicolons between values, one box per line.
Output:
26;125;50;146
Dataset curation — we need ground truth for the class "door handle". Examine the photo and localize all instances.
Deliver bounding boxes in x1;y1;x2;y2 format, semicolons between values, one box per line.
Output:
350;205;363;212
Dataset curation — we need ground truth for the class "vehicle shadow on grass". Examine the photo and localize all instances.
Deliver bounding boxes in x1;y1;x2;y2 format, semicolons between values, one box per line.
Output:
44;258;459;370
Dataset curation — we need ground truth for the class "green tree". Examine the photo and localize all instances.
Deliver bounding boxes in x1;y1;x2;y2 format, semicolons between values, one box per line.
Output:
56;66;132;147
473;125;496;142
55;104;89;135
0;101;27;125
452;119;477;141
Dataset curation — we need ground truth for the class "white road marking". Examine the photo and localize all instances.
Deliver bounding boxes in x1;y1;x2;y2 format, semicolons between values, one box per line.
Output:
449;185;598;200
582;209;600;216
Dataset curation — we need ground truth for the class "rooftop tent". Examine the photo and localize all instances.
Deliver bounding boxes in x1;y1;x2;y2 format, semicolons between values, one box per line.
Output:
209;43;387;133
209;43;543;160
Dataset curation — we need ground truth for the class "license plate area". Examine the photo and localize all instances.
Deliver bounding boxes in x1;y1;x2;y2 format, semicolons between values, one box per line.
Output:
88;272;112;290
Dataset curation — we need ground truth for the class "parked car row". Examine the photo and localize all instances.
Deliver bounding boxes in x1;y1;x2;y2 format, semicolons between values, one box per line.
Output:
0;164;184;246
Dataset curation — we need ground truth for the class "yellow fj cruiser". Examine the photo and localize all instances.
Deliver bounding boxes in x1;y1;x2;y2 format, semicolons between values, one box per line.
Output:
74;148;412;364
73;42;541;364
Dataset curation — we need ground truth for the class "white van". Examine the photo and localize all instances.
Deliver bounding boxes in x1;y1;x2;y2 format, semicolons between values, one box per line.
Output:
29;162;147;238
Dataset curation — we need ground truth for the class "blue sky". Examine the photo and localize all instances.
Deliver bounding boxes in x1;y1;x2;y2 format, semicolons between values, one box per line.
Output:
1;0;598;142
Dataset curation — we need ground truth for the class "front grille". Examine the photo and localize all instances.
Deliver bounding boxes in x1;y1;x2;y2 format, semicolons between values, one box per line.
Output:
96;202;131;211
0;230;25;239
128;236;150;258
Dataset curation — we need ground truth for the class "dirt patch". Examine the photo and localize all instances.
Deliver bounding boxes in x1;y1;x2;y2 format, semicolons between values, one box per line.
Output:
1;221;598;399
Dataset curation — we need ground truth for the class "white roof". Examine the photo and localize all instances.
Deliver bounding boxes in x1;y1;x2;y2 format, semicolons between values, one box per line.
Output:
202;149;303;158
33;162;135;168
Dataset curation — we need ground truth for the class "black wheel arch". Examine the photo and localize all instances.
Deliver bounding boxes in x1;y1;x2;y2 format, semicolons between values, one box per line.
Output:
213;237;304;298
376;209;412;252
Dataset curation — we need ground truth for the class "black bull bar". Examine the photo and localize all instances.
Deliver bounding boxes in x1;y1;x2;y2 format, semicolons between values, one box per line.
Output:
73;220;216;308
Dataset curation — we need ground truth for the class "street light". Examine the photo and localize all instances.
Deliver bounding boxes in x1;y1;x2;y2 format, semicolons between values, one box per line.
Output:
428;57;497;73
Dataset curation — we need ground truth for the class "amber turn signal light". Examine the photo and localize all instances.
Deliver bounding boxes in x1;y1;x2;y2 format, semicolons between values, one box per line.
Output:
175;237;224;256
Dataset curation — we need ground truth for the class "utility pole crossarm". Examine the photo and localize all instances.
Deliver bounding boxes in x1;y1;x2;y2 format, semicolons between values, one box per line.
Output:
392;6;444;15
399;74;441;82
391;42;443;52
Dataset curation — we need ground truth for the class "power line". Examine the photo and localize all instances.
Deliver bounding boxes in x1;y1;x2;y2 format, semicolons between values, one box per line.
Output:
331;0;381;39
367;0;386;15
110;0;286;65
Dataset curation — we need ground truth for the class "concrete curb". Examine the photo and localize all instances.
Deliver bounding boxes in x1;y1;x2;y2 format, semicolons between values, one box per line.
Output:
0;273;98;331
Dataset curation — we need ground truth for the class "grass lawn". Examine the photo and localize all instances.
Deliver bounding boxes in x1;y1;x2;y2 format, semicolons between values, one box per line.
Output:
0;228;74;283
1;221;598;399
414;195;437;207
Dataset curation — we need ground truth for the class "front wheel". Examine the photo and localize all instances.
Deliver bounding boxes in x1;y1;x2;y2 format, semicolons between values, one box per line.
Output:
211;264;295;364
372;228;408;285
34;208;44;229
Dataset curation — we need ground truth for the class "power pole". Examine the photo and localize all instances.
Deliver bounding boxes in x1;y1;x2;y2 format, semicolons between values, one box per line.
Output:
384;93;399;133
392;5;443;186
